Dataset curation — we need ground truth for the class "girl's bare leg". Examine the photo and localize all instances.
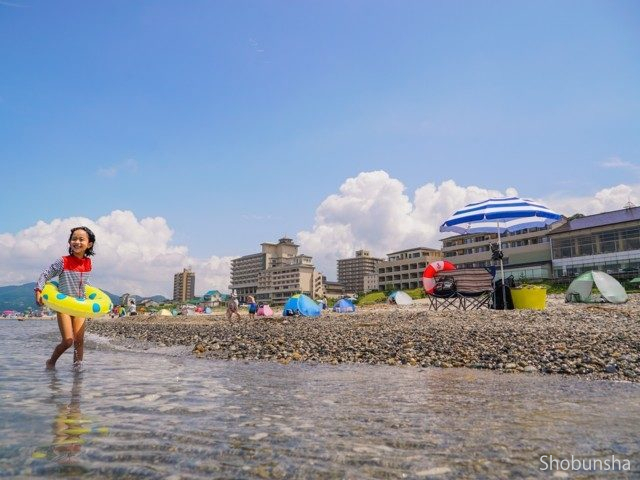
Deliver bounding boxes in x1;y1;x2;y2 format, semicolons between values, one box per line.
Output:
71;317;86;364
47;312;74;369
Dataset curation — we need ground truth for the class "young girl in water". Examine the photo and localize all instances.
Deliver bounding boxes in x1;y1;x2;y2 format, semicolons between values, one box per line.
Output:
34;226;96;370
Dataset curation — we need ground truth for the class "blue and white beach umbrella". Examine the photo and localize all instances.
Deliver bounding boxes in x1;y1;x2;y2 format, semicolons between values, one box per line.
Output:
439;197;563;309
439;197;562;235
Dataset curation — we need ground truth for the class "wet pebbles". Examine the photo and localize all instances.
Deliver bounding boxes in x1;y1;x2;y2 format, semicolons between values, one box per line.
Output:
87;294;640;382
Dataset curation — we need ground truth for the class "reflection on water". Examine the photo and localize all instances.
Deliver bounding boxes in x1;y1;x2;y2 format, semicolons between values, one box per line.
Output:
31;371;108;473
0;321;639;479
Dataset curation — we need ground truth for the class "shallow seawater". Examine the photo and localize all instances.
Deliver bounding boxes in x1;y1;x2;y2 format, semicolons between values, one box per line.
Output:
1;320;638;479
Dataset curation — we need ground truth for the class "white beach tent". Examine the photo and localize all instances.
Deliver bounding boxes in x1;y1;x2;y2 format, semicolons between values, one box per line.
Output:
158;308;173;316
388;291;413;306
565;271;628;304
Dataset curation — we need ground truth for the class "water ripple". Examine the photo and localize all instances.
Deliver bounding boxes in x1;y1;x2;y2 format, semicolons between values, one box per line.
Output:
1;320;638;479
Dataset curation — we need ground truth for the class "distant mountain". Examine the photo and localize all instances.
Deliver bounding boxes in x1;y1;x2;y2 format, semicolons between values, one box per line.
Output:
0;283;168;313
0;283;39;312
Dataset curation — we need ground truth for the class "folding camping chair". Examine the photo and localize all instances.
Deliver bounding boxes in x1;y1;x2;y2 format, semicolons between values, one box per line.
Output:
427;267;495;311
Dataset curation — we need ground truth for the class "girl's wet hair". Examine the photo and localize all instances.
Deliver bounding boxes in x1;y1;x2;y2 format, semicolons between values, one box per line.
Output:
68;226;96;257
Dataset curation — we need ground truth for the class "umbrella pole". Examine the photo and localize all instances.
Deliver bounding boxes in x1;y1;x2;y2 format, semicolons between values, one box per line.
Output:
498;227;506;310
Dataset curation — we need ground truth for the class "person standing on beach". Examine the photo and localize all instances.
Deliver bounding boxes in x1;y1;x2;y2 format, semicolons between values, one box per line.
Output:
34;226;96;370
226;291;241;320
247;295;257;320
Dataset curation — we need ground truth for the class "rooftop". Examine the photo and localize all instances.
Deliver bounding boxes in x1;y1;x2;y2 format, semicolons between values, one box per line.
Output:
549;206;640;234
386;246;440;256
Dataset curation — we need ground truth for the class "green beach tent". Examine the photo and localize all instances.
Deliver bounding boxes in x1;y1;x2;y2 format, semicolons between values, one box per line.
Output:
565;271;628;304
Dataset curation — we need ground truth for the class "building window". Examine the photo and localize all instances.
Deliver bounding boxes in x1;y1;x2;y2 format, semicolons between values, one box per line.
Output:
574;235;595;256
553;238;573;258
621;228;640;251
599;231;617;254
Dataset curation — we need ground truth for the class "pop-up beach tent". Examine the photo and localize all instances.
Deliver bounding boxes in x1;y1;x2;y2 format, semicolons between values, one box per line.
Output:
333;298;356;313
257;304;274;317
158;308;173;316
282;294;321;317
565;271;628;304
388;291;413;305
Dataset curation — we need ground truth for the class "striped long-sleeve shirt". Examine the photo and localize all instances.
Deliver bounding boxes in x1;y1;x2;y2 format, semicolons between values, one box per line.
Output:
36;255;92;298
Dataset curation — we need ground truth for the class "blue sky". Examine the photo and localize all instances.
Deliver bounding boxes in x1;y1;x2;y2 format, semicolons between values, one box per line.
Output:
1;1;639;297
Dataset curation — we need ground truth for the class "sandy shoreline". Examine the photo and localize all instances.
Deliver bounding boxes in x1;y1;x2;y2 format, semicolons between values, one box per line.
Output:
86;294;640;382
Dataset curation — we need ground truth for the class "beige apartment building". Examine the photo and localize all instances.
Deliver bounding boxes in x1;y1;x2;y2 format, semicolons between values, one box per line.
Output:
337;249;384;295
440;222;566;280
377;247;443;291
323;277;346;298
173;268;195;302
229;237;324;304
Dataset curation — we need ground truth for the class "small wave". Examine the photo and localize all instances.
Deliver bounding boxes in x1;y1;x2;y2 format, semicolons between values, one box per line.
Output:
85;332;192;358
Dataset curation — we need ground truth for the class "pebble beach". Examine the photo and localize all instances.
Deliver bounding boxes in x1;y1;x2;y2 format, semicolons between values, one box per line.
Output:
87;294;640;382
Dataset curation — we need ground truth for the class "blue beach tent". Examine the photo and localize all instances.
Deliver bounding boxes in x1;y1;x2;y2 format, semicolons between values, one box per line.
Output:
332;298;356;313
282;294;322;317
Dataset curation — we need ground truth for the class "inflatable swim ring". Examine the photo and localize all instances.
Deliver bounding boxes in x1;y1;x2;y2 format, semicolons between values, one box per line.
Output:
422;260;457;294
41;281;112;318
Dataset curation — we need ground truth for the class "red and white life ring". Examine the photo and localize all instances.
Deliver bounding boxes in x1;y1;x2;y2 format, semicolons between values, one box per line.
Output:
422;260;457;294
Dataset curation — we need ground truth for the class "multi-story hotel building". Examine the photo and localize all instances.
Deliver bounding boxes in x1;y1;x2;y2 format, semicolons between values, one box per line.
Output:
173;268;195;302
337;249;384;295
440;220;567;280
377;247;443;291
549;206;640;279
230;237;324;304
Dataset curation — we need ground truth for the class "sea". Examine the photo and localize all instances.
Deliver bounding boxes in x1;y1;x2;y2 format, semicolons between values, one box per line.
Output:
1;320;639;479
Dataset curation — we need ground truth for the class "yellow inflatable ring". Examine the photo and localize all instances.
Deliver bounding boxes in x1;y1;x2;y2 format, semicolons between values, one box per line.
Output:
42;281;112;318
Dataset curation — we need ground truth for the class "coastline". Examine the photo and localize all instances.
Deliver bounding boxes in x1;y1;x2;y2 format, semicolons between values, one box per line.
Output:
86;294;640;382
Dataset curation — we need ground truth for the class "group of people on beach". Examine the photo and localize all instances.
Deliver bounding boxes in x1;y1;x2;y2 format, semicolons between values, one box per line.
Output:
226;291;258;320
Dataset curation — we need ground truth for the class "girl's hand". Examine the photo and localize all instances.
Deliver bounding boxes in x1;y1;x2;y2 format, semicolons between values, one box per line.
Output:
34;290;43;306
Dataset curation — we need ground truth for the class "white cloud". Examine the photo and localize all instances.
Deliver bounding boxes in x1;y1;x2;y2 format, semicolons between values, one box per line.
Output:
546;184;640;216
0;210;232;298
296;170;640;279
296;171;520;278
601;157;639;171
3;173;639;298
97;158;139;178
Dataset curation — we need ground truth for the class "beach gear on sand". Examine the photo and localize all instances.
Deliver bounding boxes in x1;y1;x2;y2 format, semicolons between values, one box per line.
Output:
387;291;413;305
41;281;112;318
332;298;356;313
257;304;273;317
439;196;562;309
565;271;628;304
422;260;457;294
282;294;321;317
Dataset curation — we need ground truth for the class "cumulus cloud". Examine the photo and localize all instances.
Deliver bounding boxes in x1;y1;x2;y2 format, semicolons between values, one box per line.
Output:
0;210;232;298
545;184;640;217
296;170;640;278
3;172;639;297
297;171;520;277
